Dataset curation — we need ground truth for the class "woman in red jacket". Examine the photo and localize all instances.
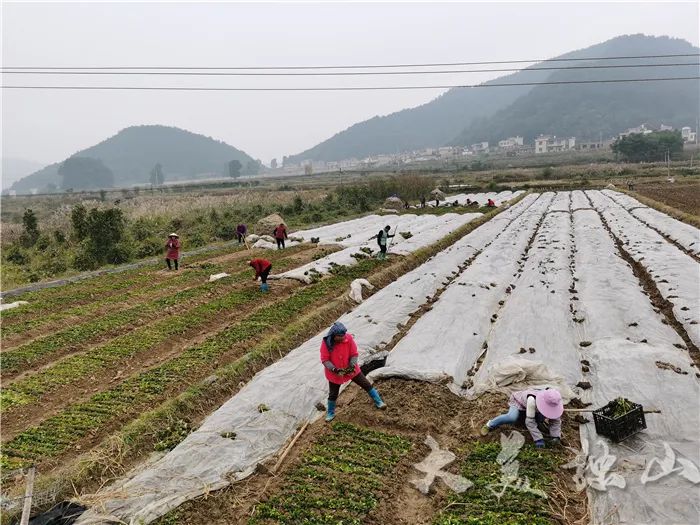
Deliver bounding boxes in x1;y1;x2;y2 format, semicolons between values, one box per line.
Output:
320;322;386;422
165;233;181;270
249;258;272;292
273;223;288;250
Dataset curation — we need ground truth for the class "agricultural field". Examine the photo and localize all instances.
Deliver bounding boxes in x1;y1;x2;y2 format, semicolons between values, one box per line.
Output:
1;188;698;525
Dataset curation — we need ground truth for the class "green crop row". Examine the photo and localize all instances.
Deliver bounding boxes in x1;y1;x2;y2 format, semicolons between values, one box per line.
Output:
249;422;411;524
1;259;381;468
1;260;248;375
1;248;310;407
1;263;218;340
433;442;563;525
1;243;243;324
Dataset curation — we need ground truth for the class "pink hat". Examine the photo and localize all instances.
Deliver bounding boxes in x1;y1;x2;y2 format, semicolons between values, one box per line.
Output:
536;389;564;419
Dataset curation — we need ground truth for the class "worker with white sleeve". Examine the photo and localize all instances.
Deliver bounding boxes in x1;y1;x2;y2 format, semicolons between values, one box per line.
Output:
480;388;564;448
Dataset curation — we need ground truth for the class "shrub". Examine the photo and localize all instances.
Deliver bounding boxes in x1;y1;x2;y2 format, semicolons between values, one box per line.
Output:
214;223;237;241
20;209;40;247
136;237;165;258
5;245;28;265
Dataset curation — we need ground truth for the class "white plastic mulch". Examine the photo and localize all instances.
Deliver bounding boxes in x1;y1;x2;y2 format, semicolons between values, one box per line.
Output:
274;212;482;283
602;190;700;256
587;190;700;348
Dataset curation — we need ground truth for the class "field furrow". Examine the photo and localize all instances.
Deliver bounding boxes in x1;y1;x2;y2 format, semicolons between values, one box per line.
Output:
587;190;700;350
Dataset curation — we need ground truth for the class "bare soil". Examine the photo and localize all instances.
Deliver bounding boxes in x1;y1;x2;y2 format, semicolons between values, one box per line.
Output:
635;182;700;216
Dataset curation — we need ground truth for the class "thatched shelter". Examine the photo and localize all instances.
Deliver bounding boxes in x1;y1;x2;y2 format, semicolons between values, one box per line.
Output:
430;188;446;201
382;196;403;210
254;213;286;235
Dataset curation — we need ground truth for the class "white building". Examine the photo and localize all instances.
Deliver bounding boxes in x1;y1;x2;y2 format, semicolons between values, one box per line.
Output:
535;135;576;154
659;124;674;132
619;124;653;139
681;126;697;143
470;142;489;153
498;136;524;149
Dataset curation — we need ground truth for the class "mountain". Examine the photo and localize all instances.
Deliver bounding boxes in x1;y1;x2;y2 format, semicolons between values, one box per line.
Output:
1;157;46;189
11;125;255;193
451;35;699;145
287;34;699;162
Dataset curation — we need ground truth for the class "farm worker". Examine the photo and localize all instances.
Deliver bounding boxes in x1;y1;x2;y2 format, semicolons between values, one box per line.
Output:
376;225;395;260
273;223;288;250
420;195;426;208
480;388;564;448
487;198;496;207
236;223;247;244
320;322;386;422
249;258;272;292
165;233;181;271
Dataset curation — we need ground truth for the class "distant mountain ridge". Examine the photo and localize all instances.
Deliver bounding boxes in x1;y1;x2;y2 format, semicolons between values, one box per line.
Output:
11;125;255;193
286;34;699;163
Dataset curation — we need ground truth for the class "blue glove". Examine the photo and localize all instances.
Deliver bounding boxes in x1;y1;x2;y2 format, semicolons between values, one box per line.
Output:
534;440;545;449
551;437;561;447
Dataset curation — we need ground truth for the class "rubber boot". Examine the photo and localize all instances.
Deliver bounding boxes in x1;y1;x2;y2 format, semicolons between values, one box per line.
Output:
325;400;336;422
368;388;387;409
260;283;269;292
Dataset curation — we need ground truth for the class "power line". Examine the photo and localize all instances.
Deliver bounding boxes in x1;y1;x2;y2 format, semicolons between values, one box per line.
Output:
3;62;698;77
3;53;699;71
3;76;699;92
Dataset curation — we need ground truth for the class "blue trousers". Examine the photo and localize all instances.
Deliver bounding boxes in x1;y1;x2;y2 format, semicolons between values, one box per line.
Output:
488;406;545;429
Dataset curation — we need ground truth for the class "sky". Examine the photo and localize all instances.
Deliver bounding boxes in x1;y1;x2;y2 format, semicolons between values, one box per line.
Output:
2;1;698;168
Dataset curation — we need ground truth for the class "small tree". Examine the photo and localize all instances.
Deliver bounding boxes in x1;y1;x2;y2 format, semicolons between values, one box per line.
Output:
149;163;165;186
612;130;683;162
228;160;242;178
20;208;40;247
71;203;89;241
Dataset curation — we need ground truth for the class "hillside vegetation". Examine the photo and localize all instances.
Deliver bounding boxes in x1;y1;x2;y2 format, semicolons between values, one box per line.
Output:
288;34;699;162
10;125;256;193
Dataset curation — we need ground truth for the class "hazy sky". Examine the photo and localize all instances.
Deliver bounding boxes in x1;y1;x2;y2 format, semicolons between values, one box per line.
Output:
2;1;698;166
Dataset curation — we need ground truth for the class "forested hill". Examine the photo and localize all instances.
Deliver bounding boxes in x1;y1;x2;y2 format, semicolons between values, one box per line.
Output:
451;36;699;145
287;34;699;162
11;125;255;193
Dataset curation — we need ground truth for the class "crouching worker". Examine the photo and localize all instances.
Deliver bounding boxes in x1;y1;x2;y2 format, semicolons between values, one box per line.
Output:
249;258;272;292
481;388;563;448
320;322;386;422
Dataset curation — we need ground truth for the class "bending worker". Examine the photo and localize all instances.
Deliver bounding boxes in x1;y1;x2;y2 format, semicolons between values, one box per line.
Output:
481;388;564;448
249;258;272;292
376;225;395;260
320;322;386;422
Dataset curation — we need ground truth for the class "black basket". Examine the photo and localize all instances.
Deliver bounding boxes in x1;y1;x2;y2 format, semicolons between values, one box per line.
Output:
593;399;646;442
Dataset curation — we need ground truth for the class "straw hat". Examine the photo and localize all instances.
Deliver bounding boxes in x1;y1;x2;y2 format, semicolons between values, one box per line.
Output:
169;233;179;238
